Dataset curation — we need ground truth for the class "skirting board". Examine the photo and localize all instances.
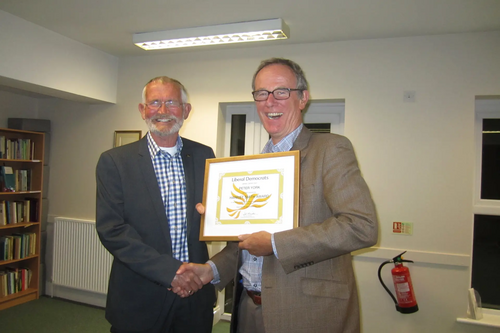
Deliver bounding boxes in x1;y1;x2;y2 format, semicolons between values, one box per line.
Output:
45;282;107;308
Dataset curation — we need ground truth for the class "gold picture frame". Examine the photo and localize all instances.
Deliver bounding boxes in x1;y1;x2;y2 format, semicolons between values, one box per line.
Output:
200;151;300;241
114;130;142;147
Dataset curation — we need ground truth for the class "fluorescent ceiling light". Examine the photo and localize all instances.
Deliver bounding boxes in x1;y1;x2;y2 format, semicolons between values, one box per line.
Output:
133;18;289;50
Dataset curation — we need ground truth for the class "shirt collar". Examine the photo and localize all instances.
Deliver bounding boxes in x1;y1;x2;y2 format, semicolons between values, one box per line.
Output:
262;123;303;154
146;132;183;158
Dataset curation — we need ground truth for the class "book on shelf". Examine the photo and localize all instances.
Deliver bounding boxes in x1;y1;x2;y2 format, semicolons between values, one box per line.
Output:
0;269;7;297
5;138;34;160
0;135;5;159
23;199;30;222
0;200;5;226
0;236;9;260
0;236;14;261
7;201;17;224
1;199;37;224
27;232;36;256
0;267;32;296
12;233;28;258
16;201;23;223
21;170;28;191
13;170;29;192
12;235;21;260
1;166;15;192
0;233;36;261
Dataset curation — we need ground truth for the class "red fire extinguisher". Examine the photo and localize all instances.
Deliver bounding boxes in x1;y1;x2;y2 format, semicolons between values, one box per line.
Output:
378;251;419;314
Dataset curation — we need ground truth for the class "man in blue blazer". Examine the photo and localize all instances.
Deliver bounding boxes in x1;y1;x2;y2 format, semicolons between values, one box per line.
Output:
96;76;216;333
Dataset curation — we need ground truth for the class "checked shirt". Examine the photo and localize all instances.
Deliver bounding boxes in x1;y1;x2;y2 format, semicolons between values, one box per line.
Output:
147;133;189;262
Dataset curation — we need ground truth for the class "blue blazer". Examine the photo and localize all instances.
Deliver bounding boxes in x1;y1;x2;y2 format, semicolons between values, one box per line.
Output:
96;135;216;331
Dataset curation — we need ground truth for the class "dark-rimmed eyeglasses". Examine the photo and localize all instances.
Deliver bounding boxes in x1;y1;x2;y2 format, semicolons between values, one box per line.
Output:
252;88;303;101
144;100;184;111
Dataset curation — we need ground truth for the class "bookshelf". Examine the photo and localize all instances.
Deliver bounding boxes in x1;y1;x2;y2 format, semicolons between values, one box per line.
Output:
0;128;43;310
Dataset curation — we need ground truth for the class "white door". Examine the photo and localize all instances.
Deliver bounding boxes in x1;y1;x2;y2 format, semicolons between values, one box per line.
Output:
223;103;269;156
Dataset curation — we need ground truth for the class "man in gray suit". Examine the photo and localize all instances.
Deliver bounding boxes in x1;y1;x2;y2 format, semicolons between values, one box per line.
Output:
96;76;215;333
177;58;378;333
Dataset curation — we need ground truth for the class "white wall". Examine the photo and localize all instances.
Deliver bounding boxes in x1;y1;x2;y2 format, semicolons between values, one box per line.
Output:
2;29;500;332
0;10;119;103
0;91;39;127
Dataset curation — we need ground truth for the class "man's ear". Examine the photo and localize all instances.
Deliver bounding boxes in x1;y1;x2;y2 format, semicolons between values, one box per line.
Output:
299;90;310;110
183;103;192;119
138;103;146;120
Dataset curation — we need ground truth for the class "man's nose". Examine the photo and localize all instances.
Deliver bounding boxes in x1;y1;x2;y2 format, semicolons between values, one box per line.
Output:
158;103;171;113
265;92;277;104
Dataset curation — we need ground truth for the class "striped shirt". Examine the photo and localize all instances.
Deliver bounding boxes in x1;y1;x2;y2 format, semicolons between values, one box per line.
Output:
240;124;303;292
147;133;189;262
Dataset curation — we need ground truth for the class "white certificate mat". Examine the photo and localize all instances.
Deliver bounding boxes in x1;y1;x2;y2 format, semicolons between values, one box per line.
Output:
200;151;300;241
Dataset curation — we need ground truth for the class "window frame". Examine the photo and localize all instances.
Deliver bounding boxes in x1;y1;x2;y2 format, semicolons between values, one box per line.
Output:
474;100;500;214
471;98;500;315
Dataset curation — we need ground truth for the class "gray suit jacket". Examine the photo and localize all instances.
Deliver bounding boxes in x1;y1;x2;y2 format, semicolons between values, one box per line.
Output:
96;135;216;331
211;127;378;333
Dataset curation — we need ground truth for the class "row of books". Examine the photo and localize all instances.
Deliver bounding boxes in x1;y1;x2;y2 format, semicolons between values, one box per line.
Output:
0;267;32;297
0;200;39;226
0;166;33;192
0;233;37;261
0;136;36;160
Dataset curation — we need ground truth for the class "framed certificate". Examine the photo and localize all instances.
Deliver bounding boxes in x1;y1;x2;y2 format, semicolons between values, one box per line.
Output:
200;151;300;241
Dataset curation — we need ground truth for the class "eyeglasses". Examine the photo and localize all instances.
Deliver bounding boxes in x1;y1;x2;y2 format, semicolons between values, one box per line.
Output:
252;88;303;101
145;100;184;111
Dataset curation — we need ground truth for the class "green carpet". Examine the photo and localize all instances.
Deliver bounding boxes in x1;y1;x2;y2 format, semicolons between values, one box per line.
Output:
0;296;230;332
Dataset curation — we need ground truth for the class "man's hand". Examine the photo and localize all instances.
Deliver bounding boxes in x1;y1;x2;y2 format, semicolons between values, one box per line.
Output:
178;263;214;284
196;203;205;214
238;231;273;256
171;263;214;297
170;262;204;297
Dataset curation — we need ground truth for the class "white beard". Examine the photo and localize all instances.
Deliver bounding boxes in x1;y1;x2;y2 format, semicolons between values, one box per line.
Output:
146;114;184;137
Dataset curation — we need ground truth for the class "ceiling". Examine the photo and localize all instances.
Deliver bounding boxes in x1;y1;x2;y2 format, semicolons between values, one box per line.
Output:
1;0;500;58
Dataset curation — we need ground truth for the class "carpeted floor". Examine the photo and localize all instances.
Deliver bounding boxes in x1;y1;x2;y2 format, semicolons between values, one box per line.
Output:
0;296;230;333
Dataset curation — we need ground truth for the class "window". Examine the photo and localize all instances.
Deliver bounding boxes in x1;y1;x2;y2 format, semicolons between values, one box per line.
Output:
472;99;500;309
480;119;500;200
230;114;246;156
304;123;331;133
471;214;500;309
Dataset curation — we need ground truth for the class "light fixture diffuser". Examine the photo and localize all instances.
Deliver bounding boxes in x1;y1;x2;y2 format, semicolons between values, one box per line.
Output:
133;18;289;50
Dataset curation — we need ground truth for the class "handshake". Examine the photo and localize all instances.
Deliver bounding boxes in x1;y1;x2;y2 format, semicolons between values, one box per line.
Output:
170;262;214;298
169;203;274;298
169;203;214;298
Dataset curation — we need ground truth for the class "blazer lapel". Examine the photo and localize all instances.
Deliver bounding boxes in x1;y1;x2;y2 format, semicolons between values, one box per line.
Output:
181;141;195;235
292;126;313;163
136;137;172;243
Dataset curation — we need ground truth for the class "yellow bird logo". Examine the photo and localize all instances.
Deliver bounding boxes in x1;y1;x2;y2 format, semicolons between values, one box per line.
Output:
227;184;271;219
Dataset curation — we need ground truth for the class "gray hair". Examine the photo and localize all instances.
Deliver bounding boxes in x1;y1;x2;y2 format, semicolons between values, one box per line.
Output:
142;76;188;103
251;58;309;99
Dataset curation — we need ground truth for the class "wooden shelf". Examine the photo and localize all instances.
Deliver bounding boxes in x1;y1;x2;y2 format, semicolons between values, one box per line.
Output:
0;288;38;310
0;222;40;230
0;128;44;310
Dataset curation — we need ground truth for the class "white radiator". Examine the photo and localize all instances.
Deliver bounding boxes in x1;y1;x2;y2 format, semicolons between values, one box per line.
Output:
52;217;112;294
